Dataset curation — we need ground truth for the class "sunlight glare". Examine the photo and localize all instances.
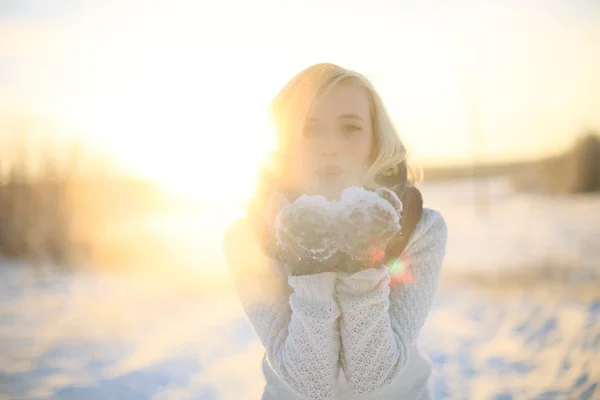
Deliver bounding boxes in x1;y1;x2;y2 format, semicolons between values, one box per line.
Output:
61;49;277;204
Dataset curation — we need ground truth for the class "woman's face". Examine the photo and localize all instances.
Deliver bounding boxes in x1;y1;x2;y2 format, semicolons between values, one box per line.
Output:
288;81;375;200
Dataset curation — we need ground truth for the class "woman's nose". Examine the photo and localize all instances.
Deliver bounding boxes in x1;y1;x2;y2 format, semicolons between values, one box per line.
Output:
319;132;341;156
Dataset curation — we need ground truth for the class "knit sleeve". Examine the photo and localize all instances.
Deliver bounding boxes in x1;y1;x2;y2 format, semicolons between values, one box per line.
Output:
223;218;341;400
334;209;448;397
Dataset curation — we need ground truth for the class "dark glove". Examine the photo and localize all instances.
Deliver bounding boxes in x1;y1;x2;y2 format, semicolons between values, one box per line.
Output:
334;186;403;273
265;192;340;276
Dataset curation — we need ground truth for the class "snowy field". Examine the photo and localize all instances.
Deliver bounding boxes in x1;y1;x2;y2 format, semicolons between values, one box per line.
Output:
1;177;599;399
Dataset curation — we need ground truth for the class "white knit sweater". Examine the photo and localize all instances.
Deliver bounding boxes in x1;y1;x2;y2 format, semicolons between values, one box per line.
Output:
223;208;448;400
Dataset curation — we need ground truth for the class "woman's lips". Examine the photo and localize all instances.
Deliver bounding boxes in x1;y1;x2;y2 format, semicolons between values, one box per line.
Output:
319;166;345;174
317;166;346;180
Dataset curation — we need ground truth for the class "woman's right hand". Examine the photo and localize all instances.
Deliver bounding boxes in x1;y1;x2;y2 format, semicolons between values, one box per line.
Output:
268;192;339;275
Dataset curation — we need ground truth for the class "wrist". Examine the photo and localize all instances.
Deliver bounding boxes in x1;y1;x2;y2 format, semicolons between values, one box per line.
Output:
334;250;387;275
289;260;337;276
276;250;341;277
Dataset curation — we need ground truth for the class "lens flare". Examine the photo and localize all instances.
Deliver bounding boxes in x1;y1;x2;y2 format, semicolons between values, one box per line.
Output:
388;257;414;285
371;249;385;263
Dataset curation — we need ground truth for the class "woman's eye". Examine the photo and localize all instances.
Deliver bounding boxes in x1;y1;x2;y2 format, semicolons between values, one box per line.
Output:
342;124;362;134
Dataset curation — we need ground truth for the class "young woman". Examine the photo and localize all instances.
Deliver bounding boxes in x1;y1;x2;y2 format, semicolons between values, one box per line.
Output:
223;63;448;400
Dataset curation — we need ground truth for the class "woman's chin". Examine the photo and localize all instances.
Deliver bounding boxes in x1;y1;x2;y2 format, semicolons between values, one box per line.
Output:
306;175;364;201
315;183;348;201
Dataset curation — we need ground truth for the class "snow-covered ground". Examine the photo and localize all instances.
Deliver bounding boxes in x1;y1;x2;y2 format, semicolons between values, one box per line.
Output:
1;177;599;399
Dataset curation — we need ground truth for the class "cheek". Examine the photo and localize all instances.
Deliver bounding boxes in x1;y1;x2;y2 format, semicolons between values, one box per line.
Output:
288;144;314;188
348;132;374;165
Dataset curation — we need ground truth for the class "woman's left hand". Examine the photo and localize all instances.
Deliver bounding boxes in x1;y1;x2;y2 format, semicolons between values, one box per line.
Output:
334;186;403;266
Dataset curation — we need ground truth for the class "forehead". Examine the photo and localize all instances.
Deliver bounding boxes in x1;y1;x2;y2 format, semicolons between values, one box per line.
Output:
309;82;371;121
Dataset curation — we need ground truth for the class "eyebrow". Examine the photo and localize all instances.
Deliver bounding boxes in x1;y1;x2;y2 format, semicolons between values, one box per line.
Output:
338;113;364;121
306;114;365;122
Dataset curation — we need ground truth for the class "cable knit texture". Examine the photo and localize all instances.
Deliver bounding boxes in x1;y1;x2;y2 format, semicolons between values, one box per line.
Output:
224;208;448;400
224;219;342;399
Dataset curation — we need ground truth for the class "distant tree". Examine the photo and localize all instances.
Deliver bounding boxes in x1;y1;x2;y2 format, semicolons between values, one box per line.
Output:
568;132;600;193
510;130;600;194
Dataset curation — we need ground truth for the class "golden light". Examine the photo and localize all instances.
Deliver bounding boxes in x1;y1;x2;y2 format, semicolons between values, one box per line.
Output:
58;45;279;204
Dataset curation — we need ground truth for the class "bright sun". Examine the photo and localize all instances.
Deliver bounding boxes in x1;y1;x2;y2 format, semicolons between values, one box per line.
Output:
63;54;277;204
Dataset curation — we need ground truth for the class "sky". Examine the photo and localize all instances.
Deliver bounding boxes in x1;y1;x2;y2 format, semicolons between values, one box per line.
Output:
1;0;599;199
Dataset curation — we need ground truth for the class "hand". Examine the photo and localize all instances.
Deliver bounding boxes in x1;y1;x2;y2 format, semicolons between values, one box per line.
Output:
335;186;403;264
266;192;339;276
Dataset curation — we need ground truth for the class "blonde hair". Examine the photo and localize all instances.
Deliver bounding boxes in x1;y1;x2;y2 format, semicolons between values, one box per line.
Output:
266;62;420;190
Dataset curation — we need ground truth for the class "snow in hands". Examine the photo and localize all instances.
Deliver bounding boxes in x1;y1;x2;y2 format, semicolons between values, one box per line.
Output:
271;186;403;263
